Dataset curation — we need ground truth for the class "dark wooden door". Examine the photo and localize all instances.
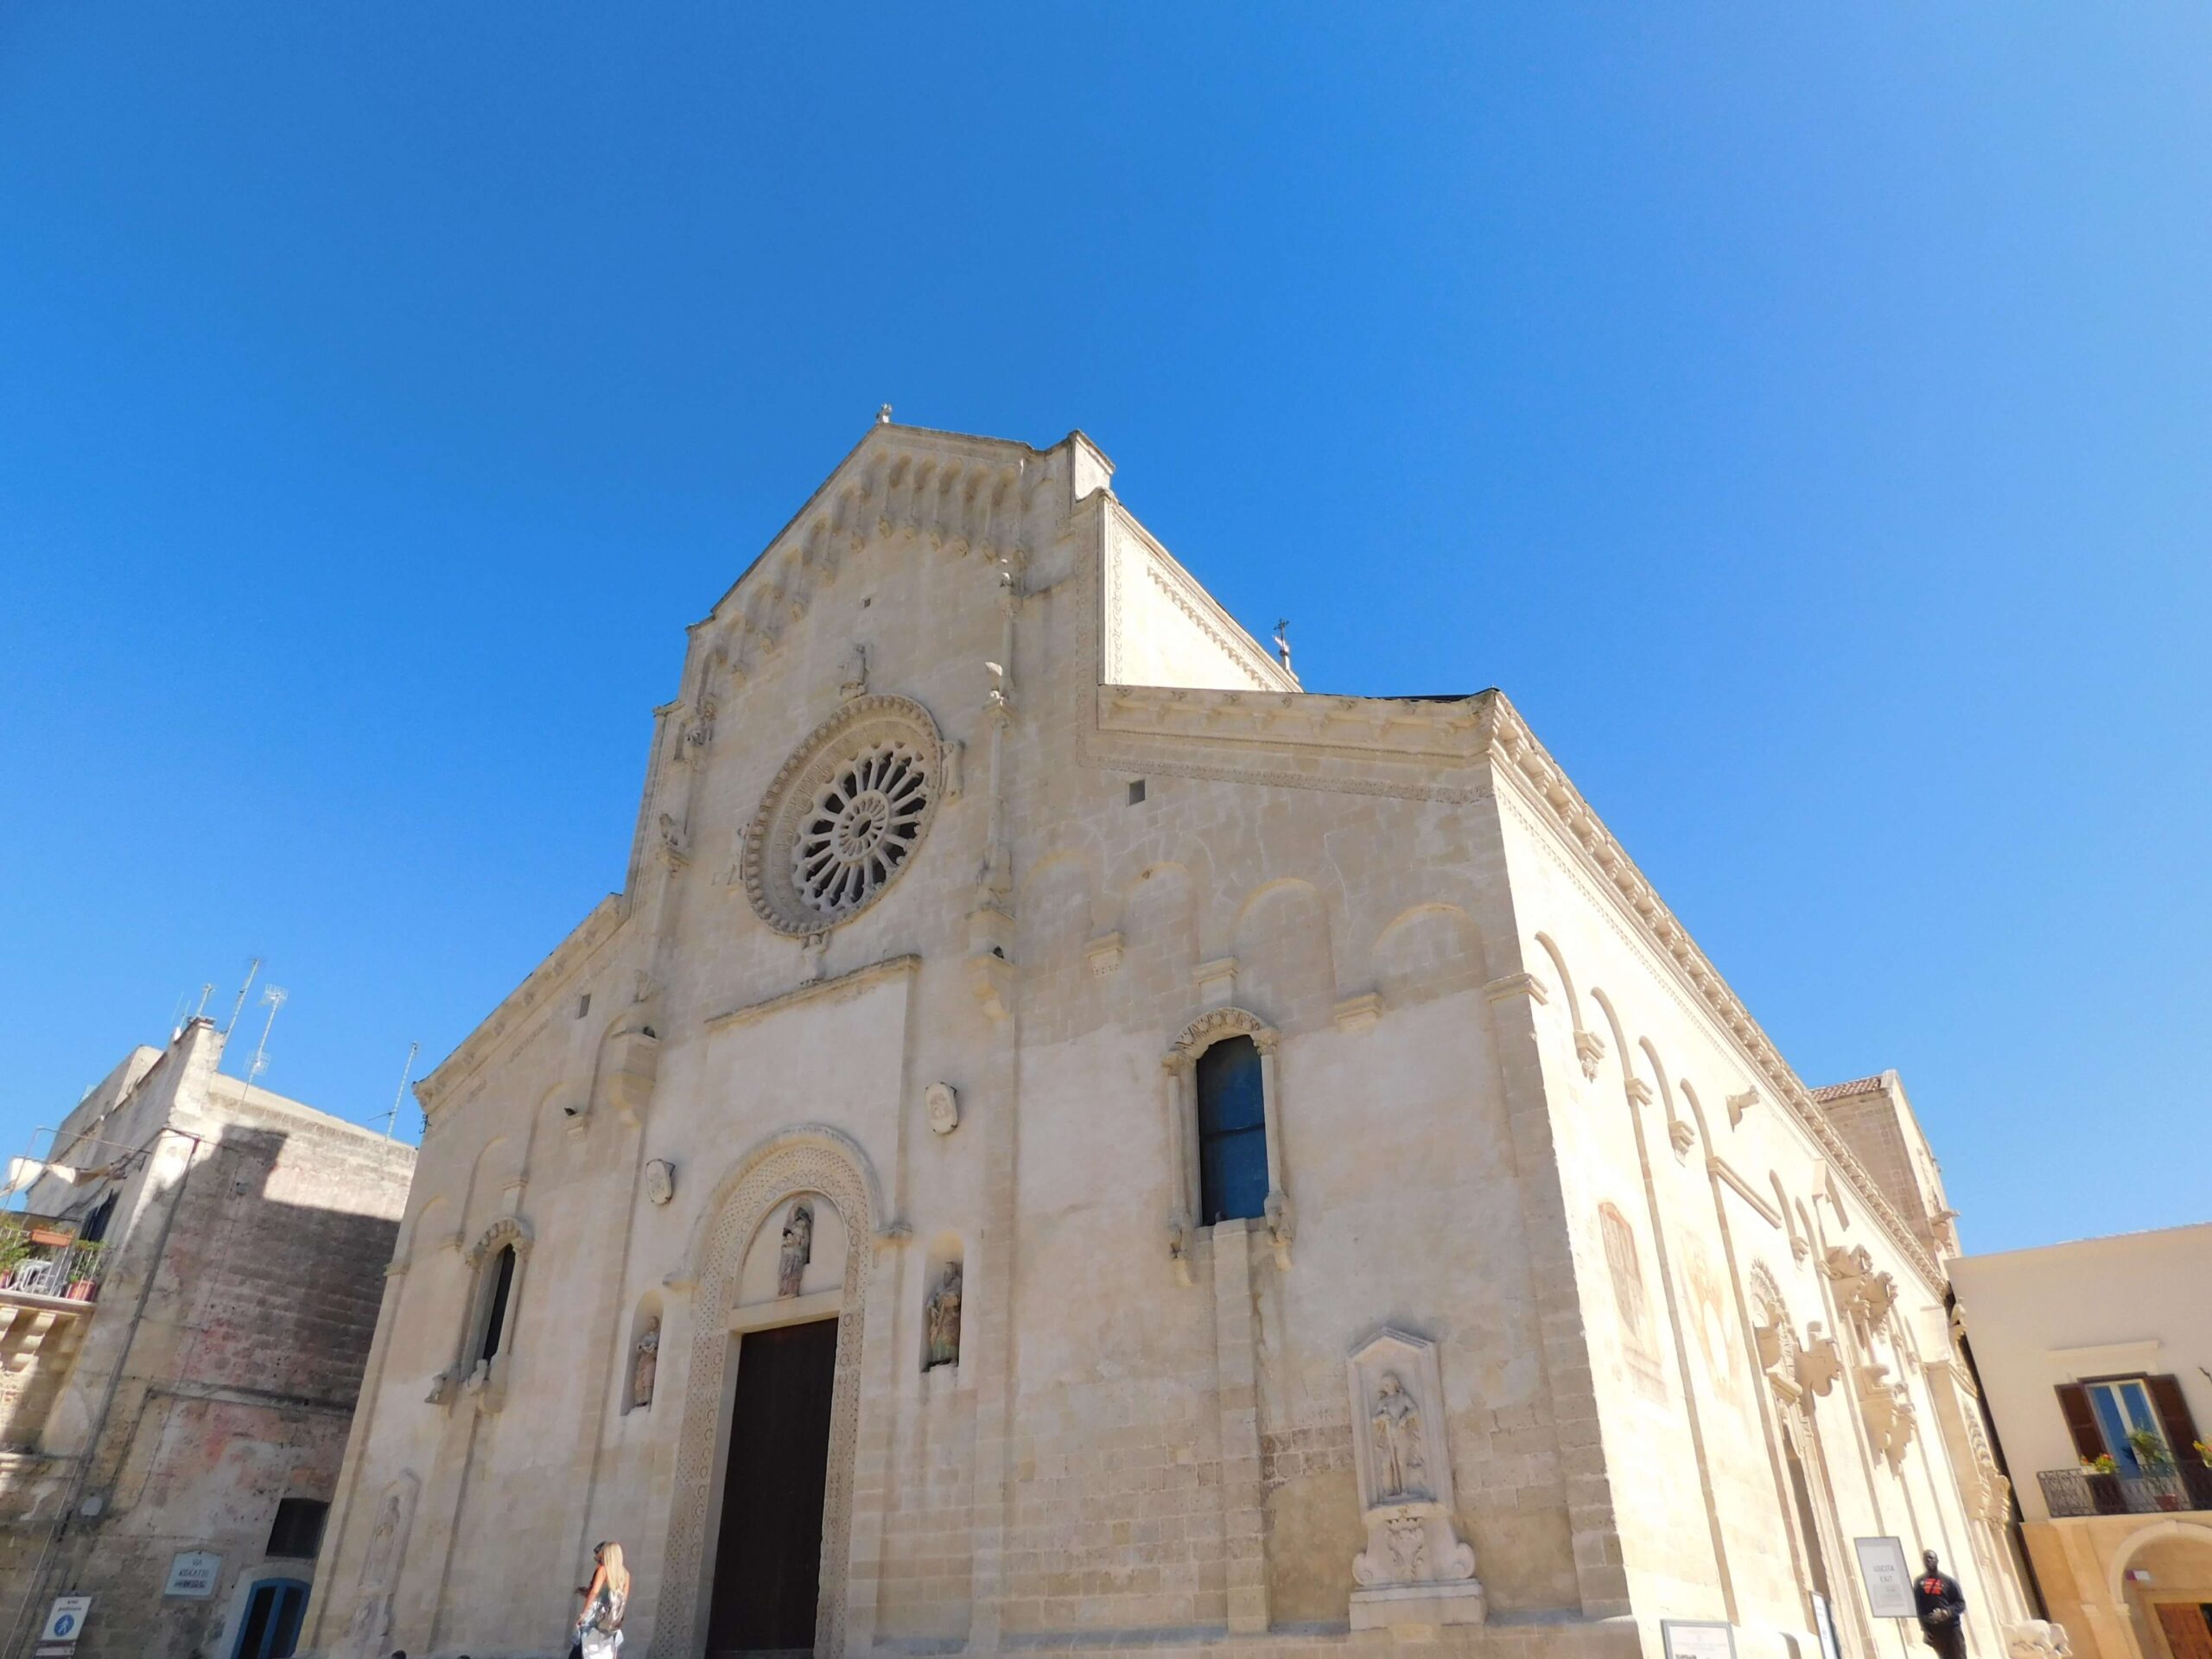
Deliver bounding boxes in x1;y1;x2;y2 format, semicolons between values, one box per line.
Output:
2156;1604;2212;1659
708;1317;839;1656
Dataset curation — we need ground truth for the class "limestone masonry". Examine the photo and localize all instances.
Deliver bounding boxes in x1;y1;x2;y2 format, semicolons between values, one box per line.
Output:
305;423;2037;1659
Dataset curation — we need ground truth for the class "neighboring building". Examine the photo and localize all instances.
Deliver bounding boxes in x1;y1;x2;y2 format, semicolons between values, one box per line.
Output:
306;421;2033;1659
1952;1224;2212;1659
0;1015;414;1659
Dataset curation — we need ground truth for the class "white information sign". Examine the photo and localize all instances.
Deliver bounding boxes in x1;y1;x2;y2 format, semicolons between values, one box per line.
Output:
1855;1535;1919;1619
164;1551;221;1599
1662;1620;1738;1659
41;1595;91;1642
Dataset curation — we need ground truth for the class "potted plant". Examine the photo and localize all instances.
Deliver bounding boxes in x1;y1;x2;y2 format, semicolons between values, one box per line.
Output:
63;1241;105;1301
27;1224;74;1249
2084;1453;2118;1474
2127;1430;2183;1508
0;1228;28;1285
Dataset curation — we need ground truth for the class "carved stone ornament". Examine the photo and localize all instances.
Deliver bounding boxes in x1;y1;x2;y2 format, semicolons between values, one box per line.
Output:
631;1321;660;1409
1344;1327;1484;1630
2006;1620;2075;1659
741;696;944;937
777;1202;814;1298
1574;1027;1605;1082
925;1082;960;1135
644;1159;677;1206
923;1260;962;1370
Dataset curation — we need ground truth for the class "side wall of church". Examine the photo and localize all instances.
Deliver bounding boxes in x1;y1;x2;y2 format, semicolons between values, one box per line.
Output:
1492;781;2028;1659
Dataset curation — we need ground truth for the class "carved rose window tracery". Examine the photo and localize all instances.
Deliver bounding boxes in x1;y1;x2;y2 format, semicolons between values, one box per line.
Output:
741;696;944;936
793;741;928;917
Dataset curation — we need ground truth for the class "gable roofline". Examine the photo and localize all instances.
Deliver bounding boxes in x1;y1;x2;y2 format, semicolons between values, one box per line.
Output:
687;421;1099;639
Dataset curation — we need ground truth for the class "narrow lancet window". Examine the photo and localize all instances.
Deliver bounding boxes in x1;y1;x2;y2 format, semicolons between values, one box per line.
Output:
1195;1034;1268;1224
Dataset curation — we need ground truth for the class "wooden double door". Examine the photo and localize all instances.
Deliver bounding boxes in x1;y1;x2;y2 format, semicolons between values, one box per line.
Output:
2156;1603;2212;1659
707;1317;839;1658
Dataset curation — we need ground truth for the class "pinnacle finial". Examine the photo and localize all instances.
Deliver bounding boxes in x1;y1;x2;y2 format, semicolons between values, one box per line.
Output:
1273;619;1293;673
876;404;893;426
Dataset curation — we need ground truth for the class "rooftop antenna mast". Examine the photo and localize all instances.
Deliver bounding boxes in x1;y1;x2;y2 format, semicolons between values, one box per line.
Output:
193;982;214;1020
245;984;287;1088
223;958;262;1039
385;1041;419;1141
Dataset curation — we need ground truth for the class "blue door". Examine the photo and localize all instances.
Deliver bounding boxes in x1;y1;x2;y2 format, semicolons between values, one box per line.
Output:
232;1578;308;1659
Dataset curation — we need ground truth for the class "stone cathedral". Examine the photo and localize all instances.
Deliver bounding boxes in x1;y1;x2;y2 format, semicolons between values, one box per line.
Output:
304;423;2036;1659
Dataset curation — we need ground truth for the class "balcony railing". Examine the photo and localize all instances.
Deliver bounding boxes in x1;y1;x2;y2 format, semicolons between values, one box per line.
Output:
2040;1464;2212;1517
0;1218;107;1305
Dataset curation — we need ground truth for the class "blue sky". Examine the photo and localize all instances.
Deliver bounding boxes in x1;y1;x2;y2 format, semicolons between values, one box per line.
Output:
2;5;2205;1254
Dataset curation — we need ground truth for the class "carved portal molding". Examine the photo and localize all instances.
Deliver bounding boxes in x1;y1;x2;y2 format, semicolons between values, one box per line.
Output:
741;695;944;938
1344;1326;1484;1630
652;1133;877;1659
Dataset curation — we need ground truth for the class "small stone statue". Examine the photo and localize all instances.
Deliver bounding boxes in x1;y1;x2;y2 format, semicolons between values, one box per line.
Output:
924;1261;963;1370
658;812;688;863
631;1322;660;1409
778;1203;814;1298
1370;1372;1428;1499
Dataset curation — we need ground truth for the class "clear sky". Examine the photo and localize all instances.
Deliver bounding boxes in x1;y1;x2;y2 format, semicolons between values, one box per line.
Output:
2;5;2205;1255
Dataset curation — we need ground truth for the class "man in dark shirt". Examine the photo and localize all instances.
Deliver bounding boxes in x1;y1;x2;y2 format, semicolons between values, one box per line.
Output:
1915;1549;1967;1659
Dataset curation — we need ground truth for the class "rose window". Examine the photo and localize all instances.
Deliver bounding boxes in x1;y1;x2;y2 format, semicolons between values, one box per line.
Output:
792;741;929;917
741;696;943;936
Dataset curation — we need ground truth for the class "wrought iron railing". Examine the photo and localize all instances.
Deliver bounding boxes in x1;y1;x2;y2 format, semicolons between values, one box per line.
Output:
0;1218;107;1304
2040;1464;2212;1517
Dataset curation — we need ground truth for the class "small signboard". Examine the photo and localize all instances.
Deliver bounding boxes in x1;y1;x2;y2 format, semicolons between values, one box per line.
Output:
1662;1620;1738;1659
1855;1535;1919;1619
1812;1593;1845;1659
164;1551;221;1599
40;1594;91;1642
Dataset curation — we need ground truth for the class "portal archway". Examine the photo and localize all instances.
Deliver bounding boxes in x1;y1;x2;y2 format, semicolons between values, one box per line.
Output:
652;1128;880;1659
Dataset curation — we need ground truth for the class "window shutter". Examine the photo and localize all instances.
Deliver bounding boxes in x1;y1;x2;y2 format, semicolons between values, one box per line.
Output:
2055;1383;2105;1461
2147;1375;2201;1455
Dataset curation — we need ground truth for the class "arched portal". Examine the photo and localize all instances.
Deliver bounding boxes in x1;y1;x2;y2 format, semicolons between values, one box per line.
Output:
652;1129;880;1659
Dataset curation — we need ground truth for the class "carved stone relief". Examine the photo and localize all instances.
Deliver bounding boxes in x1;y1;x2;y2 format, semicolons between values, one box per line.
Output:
925;1082;959;1136
338;1470;418;1659
644;1159;677;1206
778;1202;814;1299
923;1260;962;1370
1344;1327;1484;1630
631;1320;660;1410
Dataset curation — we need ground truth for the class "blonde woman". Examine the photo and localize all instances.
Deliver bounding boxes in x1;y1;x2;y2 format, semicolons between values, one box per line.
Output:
575;1541;630;1658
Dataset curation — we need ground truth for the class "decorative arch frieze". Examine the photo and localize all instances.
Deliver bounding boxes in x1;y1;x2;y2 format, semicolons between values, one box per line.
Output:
1160;1007;1292;1279
462;1213;532;1268
651;1131;880;1659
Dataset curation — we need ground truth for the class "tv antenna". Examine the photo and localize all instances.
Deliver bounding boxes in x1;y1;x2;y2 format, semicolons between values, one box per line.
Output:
245;985;287;1086
385;1041;419;1140
223;958;262;1038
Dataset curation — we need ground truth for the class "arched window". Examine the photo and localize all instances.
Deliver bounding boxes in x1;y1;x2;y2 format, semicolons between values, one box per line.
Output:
478;1243;518;1365
1162;1007;1294;1277
1196;1036;1268;1225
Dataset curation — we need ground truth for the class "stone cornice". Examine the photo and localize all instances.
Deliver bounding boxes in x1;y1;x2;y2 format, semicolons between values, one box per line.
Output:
1480;697;1948;1293
416;895;625;1117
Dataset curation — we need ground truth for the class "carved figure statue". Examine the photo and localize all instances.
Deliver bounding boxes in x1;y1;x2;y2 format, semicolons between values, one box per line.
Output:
340;1482;411;1659
778;1203;814;1298
658;812;688;862
631;1322;660;1409
1370;1372;1428;1499
924;1261;963;1370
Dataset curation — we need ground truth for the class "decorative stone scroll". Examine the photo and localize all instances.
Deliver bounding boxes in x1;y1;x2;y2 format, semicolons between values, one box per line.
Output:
1344;1327;1484;1630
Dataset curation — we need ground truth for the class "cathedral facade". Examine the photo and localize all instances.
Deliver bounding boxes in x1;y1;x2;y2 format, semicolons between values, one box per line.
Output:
303;423;2031;1659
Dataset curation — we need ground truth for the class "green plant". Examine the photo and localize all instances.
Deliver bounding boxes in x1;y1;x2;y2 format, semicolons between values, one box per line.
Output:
2127;1428;2174;1471
2195;1438;2211;1467
67;1240;105;1281
0;1228;27;1277
2085;1453;2118;1475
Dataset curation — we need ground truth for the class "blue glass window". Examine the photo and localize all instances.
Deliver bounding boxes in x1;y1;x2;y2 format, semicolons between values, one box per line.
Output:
2088;1378;2168;1474
1196;1035;1268;1225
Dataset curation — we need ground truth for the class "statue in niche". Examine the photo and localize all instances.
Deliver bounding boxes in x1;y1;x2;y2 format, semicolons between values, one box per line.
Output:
631;1321;660;1409
777;1203;814;1299
1370;1372;1429;1499
924;1261;963;1370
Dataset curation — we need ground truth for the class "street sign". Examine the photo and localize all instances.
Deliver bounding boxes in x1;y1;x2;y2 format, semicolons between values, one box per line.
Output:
1662;1620;1738;1659
1855;1535;1919;1618
41;1595;91;1642
165;1550;222;1599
